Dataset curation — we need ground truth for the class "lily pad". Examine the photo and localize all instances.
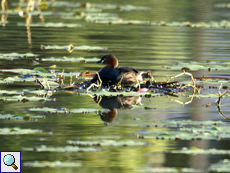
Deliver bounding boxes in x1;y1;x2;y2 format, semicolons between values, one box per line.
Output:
42;57;100;63
67;139;149;146
0;114;45;121
168;147;230;155
188;93;229;98
40;45;107;51
22;145;100;152
0;90;23;95
23;160;82;167
208;159;230;172
49;2;150;11
0;127;43;135
87;90;162;97
133;167;202;173
0;95;53;102
164;61;230;71
17;22;83;28
150;20;230;28
28;107;105;114
0;53;37;60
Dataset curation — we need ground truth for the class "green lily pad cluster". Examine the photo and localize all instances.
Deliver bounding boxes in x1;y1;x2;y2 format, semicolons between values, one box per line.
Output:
137;120;230;141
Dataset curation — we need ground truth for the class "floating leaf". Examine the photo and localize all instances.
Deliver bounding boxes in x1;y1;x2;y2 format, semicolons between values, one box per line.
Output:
0;95;53;102
0;90;23;95
140;119;230;127
168;147;230;155
150;20;230;28
208;159;230;172
0;53;37;60
87;90;161;97
22;145;100;152
41;45;107;51
133;167;202;173
28;107;105;114
62;12;118;20
0;114;45;120
42;56;100;62
4;76;22;83
34;67;48;73
17;22;83;28
215;4;230;8
188;93;229;98
47;2;150;11
67;139;149;146
164;61;230;71
87;18;151;25
0;127;43;135
23;160;82;168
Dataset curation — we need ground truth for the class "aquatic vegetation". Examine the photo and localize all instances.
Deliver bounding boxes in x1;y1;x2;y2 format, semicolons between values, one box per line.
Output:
17;22;83;28
0;53;37;60
208;159;230;172
23;160;82;167
0;113;45;121
22;145;100;152
67;139;149;146
40;45;107;51
167;147;230;155
164;61;230;71
0;127;43;135
133;167;202;173
28;107;105;114
42;56;100;63
0;95;53;102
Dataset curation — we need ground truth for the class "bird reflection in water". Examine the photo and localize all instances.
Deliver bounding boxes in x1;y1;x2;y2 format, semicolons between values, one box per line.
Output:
93;96;142;122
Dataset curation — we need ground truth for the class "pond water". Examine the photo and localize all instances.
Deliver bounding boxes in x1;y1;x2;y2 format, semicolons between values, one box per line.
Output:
1;0;230;172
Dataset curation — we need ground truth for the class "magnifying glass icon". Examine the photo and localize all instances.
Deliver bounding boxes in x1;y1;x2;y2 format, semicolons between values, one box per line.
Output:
3;154;18;170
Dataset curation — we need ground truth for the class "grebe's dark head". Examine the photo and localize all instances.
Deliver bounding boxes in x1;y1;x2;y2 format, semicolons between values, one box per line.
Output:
96;54;118;68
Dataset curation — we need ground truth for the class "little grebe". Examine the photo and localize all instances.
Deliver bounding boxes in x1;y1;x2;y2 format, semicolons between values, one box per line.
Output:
91;54;143;86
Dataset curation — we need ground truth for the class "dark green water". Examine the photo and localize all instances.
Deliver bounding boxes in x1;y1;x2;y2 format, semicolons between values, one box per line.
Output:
1;0;230;172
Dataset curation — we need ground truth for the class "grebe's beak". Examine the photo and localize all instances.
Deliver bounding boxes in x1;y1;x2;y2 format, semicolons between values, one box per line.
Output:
96;59;105;64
